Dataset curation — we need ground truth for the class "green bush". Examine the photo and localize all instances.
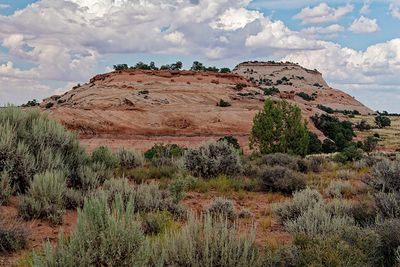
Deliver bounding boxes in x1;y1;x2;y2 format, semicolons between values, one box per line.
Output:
263;86;279;96
91;146;119;169
312;114;354;151
258;166;306;194
116;147;143;169
144;143;185;167
64;188;84;209
217;99;232;107
147;214;259;267
250;99;309;156
308;156;324;173
141;210;174;235
375;115;391;128
206;197;236;221
33;192;146;266
0;219;28;254
0;107;87;192
307;132;322;154
18;171;67;224
296;92;315;101
334;145;364;163
218;135;241;150
184;140;242;179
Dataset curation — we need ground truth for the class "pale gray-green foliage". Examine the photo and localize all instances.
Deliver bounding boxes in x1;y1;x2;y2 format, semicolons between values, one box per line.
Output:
147;214;259;267
325;180;352;198
274;188;323;222
375;192;400;219
0;172;12;205
238;208;253;219
64;188;85;209
116;147;143;168
184;140;242;178
32;192;146;266
372;159;400;191
336;169;354;180
206;197;236;221
18;171;67;224
284;203;354;236
274;188;355;236
0;107;88;192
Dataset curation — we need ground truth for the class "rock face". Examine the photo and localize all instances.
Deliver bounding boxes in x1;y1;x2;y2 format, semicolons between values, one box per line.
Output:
42;62;372;152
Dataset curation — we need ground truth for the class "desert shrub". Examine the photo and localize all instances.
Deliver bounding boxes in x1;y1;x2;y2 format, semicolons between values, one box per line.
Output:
362;135;379;153
64;188;84;209
218;135;241;150
258;166;306;194
238;208;253;219
376;219;400;266
184;140;242;179
168;179;187;204
296;92;315;101
0;219;28;254
102;178;134;206
355;119;372;131
372;159;400;192
116;147;143;169
0;107;88;192
147;214;258;267
263;86;279;96
0;172;12;205
375;115;391;128
322;138;337;153
206;197;236;221
91;146;119;169
18;171;67;224
274;188;323;222
250;99;309;156
347;201;377;226
325;180;352;198
217;99;231;107
264;226;380;267
284;203;354;236
144;143;185;167
141;210;174;235
312;114;354;151
257;153;302;171
334;145;364;163
307;132;322;154
375;192;400;219
33;192;146;266
336;169;354;180
131;183;185;217
308;156;324;172
126;165;179;183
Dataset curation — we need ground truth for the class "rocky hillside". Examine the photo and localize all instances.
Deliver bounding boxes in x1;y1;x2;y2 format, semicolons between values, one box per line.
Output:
42;62;372;152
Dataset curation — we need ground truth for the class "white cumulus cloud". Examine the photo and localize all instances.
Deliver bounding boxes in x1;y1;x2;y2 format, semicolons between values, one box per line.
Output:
293;3;354;24
349;16;379;33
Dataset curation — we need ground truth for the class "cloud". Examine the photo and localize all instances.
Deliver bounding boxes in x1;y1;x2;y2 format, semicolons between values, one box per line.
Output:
210;8;262;31
360;1;371;14
0;4;10;9
301;24;344;35
293;3;354;24
390;1;400;19
349;16;379;33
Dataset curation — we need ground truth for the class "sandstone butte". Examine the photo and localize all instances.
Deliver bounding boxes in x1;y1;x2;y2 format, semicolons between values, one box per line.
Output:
41;61;373;153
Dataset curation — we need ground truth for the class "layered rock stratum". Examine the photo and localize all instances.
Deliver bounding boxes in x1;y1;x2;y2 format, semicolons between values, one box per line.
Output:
42;62;372;152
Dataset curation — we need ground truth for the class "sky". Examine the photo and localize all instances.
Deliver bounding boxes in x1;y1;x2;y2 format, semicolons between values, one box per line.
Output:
0;0;399;112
